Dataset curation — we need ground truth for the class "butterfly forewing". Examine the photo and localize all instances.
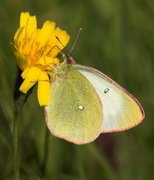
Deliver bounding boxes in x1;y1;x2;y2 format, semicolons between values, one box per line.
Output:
45;66;103;144
76;65;144;133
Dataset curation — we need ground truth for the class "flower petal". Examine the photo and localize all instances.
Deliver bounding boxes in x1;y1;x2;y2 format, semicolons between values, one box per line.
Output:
29;30;40;57
20;12;30;27
38;21;56;46
25;67;41;81
55;27;70;49
26;16;37;35
19;79;36;93
14;12;37;62
37;72;50;106
21;67;30;79
37;56;60;66
20;12;37;38
14;27;24;45
15;52;28;71
47;27;70;57
20;12;37;35
19;67;41;93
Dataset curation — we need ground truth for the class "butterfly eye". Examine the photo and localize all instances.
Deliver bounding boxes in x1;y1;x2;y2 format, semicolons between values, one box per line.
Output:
104;88;109;94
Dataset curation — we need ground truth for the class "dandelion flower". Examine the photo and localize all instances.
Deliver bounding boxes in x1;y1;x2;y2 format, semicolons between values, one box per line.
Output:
13;12;70;105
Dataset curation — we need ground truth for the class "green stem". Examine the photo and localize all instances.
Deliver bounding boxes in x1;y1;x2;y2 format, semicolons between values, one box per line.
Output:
13;92;30;180
43;127;49;178
13;69;32;180
13;108;20;180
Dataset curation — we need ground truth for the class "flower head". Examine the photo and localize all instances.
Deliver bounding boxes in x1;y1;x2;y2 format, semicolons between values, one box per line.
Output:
13;12;70;106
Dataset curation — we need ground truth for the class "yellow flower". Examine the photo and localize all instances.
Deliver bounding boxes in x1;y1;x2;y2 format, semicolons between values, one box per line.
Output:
13;12;70;106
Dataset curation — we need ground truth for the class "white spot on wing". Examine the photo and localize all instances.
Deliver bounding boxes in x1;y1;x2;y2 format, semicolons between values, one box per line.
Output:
79;105;84;110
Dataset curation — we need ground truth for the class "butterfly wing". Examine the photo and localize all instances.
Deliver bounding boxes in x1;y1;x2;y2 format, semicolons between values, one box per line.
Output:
76;65;144;133
45;66;103;144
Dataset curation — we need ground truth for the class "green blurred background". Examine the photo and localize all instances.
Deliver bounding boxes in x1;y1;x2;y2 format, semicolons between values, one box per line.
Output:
0;0;153;179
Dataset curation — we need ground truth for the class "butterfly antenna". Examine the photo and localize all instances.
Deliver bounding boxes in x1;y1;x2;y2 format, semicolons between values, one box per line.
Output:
56;36;65;48
69;27;82;54
55;36;66;58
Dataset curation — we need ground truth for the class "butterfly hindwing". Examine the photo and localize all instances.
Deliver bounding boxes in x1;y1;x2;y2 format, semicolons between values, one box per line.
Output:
76;65;144;133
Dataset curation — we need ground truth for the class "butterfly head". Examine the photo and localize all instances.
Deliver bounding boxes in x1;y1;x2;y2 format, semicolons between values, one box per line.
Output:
65;53;76;65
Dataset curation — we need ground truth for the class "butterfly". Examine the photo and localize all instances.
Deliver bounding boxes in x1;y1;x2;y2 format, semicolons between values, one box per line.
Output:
45;53;145;145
